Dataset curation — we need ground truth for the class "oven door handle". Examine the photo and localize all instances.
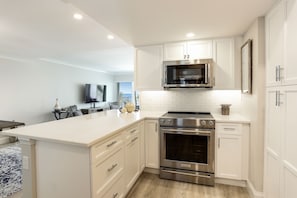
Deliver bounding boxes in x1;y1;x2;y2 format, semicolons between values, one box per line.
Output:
162;169;212;179
161;128;212;136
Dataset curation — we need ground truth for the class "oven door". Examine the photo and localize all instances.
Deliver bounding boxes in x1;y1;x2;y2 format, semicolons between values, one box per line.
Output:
160;128;214;173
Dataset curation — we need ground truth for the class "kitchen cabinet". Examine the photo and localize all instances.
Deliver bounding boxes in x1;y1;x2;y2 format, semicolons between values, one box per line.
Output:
265;1;285;87
212;38;238;89
265;1;297;197
215;123;249;180
135;45;163;91
124;125;140;192
163;40;213;61
145;119;159;169
139;121;145;171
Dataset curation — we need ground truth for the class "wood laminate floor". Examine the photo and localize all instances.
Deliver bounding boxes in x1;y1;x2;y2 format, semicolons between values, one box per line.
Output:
127;173;250;198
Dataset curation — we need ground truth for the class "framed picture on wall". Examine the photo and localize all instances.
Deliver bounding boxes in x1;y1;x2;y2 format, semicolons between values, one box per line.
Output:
241;39;252;94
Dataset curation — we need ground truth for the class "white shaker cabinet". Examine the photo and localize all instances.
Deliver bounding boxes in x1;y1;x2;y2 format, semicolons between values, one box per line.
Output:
139;121;145;171
135;45;163;91
212;38;236;89
163;40;213;61
145;119;159;169
124;126;140;192
265;1;285;87
215;123;249;180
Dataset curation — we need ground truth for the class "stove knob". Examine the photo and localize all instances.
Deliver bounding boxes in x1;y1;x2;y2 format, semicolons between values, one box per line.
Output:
209;121;214;126
200;120;206;126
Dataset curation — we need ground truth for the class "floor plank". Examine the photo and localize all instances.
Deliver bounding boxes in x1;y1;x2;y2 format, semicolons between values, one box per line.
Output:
127;172;250;198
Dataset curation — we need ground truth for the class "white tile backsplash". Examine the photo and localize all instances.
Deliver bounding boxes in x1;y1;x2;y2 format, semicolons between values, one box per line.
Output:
139;89;242;114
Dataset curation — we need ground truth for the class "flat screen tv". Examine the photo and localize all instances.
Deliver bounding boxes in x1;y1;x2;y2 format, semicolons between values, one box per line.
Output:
84;84;106;103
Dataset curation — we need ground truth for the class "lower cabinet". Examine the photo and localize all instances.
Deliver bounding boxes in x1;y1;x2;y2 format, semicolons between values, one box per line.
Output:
215;123;249;180
145;119;159;169
124;125;140;191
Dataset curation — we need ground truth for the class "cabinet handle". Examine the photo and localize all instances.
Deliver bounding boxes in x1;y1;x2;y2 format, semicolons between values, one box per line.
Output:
275;66;279;82
218;138;220;148
130;129;136;134
107;163;118;172
275;91;278;106
155;123;158;132
184;55;186;59
187;54;190;59
131;137;138;143
113;192;119;198
106;141;117;148
223;128;235;131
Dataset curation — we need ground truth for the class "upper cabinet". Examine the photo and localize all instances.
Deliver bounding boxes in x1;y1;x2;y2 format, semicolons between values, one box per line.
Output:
266;0;297;87
135;38;240;91
134;45;163;91
213;38;239;89
163;40;213;61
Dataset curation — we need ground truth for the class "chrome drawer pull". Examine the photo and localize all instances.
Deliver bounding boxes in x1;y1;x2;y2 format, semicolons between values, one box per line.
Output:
106;141;117;148
223;128;236;131
130;129;136;134
107;163;118;172
113;192;119;198
131;137;138;143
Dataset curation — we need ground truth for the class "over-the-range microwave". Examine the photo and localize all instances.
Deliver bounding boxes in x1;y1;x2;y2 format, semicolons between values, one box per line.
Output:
163;59;215;88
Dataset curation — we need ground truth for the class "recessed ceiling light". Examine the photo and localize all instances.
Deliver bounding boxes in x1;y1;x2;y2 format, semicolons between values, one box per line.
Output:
107;35;114;40
186;32;195;38
73;13;83;20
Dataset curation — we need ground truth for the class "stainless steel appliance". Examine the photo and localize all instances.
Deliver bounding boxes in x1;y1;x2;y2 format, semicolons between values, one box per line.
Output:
159;111;215;186
163;59;214;88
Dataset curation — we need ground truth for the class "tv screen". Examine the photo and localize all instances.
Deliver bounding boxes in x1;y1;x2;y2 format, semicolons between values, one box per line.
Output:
85;84;106;103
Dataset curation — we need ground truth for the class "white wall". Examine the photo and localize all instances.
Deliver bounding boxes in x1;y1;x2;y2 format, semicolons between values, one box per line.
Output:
0;57;115;125
140;90;242;114
241;17;266;192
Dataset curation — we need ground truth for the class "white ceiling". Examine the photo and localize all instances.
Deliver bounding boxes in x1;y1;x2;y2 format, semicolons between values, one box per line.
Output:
0;0;278;74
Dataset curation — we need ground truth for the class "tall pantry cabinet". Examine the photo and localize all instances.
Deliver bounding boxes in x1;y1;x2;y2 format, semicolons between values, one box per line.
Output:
264;1;297;197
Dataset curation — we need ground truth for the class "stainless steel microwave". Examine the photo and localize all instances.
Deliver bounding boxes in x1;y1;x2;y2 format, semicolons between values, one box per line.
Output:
163;59;215;88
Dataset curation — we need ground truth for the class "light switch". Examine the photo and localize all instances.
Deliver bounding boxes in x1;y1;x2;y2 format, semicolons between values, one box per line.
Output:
23;156;29;170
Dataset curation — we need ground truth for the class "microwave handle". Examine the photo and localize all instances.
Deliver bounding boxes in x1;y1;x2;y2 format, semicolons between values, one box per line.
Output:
205;64;209;84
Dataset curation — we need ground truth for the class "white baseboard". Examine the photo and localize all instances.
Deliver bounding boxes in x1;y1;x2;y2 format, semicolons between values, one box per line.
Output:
143;167;159;174
246;180;264;198
215;178;247;187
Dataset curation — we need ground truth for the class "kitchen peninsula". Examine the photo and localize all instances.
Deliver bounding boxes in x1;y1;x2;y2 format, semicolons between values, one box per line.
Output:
2;110;164;198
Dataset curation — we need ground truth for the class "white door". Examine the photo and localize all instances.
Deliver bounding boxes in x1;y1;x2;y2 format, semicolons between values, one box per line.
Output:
265;1;285;86
163;42;187;61
284;0;297;85
135;45;163;90
145;120;159;169
187;40;213;59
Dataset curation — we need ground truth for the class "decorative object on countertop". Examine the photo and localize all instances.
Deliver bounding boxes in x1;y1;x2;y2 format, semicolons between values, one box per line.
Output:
119;107;127;113
221;104;231;115
0;145;22;197
53;98;61;110
125;102;135;113
241;39;252;94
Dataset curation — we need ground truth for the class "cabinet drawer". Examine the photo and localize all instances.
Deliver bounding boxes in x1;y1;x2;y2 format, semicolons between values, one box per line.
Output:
124;126;139;142
216;123;242;135
101;175;124;198
92;148;124;196
91;133;123;163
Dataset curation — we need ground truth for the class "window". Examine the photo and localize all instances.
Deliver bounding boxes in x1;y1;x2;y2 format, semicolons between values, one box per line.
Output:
117;82;139;110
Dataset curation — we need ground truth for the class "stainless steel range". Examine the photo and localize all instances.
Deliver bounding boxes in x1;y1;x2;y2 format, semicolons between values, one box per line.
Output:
159;111;215;186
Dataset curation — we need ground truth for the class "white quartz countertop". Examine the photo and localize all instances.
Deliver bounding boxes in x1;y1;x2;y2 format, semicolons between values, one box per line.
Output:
2;110;165;147
212;113;250;124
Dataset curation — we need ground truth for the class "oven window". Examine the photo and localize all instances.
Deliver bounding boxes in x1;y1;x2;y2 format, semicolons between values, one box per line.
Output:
165;133;208;163
166;65;206;84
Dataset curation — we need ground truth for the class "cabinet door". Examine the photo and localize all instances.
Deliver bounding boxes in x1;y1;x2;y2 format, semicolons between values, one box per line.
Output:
284;0;297;85
139;121;145;171
125;134;140;191
163;42;187;61
145;119;159;169
212;38;235;89
135;45;163;90
266;1;285;86
187;40;212;59
216;134;242;180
